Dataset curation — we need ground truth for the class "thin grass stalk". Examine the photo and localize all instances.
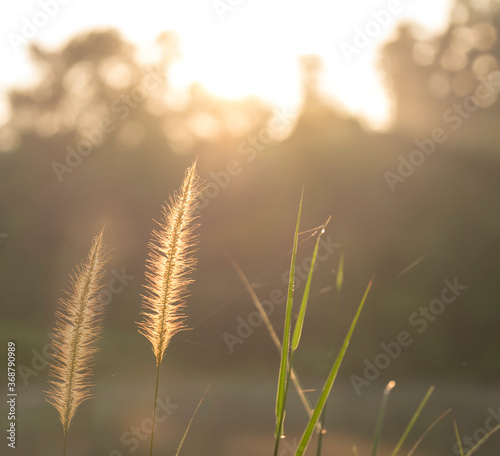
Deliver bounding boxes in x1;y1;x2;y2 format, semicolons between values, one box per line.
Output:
315;405;327;456
225;252;315;421
317;251;344;456
336;253;344;295
274;353;295;456
148;363;162;456
406;408;451;456
464;423;500;456
138;162;201;456
274;190;303;454
283;217;329;455
390;386;434;456
175;385;211;456
295;279;373;456
45;230;108;456
291;217;330;351
289;216;330;455
334;253;344;317
63;432;68;456
371;381;396;456
453;419;465;456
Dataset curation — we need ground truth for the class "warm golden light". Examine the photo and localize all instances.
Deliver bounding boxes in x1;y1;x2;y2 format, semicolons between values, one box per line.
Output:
0;0;454;130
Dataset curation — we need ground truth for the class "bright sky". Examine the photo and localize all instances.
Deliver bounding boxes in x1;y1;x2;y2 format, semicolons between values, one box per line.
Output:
1;0;454;129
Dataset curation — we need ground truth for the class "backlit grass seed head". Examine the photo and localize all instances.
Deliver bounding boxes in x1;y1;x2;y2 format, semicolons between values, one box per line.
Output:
139;162;201;366
46;230;108;435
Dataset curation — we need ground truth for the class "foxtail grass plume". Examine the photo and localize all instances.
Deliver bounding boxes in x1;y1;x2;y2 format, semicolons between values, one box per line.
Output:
139;161;201;365
46;230;108;440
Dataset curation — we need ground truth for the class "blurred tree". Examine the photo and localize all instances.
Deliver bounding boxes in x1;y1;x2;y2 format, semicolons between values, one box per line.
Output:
382;0;500;146
1;11;500;384
0;29;269;322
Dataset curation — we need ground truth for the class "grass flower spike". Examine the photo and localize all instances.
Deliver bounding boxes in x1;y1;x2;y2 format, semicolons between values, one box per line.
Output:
139;160;201;365
138;161;201;456
46;230;108;455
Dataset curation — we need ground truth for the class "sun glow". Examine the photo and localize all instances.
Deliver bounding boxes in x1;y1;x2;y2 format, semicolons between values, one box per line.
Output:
0;0;454;130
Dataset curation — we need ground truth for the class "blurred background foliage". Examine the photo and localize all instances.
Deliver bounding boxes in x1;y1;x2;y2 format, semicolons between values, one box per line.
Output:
1;0;500;454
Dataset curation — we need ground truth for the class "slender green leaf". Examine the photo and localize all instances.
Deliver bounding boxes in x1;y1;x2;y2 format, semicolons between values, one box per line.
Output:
275;190;303;438
453;420;465;456
317;247;341;456
225;251;314;420
295;278;373;456
371;381;396;456
407;408;452;456
175;385;211;456
464;423;500;456
336;253;344;292
390;386;434;456
291;217;330;351
315;404;327;456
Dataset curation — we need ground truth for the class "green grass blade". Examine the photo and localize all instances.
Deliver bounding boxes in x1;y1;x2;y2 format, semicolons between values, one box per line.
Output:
371;381;396;456
336;252;344;292
406;408;451;456
295;278;373;456
291;217;330;351
225;251;315;420
174;385;210;456
390;386;434;456
317;248;342;456
275;190;303;438
315;404;327;456
453;420;465;456
333;253;344;315
464;423;500;456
